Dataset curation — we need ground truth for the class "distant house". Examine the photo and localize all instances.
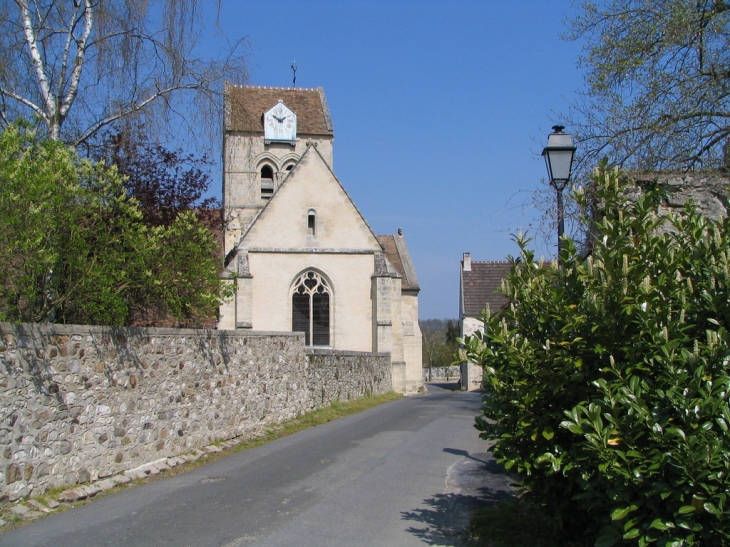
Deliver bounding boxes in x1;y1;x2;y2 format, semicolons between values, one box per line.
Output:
217;84;423;394
458;253;511;390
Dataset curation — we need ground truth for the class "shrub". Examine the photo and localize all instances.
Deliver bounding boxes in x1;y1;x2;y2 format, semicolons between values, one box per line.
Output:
461;162;730;546
0;123;231;326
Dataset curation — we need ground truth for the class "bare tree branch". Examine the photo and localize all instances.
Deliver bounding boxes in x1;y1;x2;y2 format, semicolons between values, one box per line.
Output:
563;0;730;173
72;81;200;146
1;0;248;149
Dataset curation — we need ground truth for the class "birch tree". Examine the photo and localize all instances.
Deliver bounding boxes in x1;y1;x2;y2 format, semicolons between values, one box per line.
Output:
0;0;247;146
564;0;730;172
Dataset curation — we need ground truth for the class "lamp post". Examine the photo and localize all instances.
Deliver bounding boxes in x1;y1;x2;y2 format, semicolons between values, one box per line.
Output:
542;125;576;256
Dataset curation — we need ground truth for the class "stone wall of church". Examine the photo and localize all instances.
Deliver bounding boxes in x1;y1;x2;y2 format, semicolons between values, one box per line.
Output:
0;322;392;501
633;172;729;220
401;293;423;394
223;135;335;254
239;253;376;353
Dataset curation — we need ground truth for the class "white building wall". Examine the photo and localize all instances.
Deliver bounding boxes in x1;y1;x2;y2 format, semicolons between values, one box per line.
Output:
223;135;335;254
460;316;485;390
248;252;374;352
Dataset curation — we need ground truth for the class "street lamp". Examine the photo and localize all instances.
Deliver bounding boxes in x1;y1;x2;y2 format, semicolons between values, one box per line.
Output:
542;125;576;256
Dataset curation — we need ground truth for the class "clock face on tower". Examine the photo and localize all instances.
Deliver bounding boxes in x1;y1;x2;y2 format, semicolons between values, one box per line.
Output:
264;101;297;141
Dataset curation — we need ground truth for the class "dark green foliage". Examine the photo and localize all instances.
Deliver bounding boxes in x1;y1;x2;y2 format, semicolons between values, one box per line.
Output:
446;320;460;345
461;162;730;546
468;501;589;547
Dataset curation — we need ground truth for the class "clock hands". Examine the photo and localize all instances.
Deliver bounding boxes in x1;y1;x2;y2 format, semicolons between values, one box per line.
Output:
267;108;294;138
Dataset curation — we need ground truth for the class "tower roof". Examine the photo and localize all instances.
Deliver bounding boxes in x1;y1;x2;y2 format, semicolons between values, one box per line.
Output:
225;84;334;136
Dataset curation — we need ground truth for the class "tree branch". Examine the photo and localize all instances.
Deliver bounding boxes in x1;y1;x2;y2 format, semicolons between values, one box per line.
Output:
59;0;94;120
0;85;48;122
71;82;202;146
17;0;57;134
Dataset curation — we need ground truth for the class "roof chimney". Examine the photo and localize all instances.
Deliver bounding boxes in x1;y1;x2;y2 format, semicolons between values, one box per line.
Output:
463;253;471;272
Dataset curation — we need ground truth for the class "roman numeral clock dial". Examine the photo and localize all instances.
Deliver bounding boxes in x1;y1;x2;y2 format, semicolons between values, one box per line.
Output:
264;101;297;142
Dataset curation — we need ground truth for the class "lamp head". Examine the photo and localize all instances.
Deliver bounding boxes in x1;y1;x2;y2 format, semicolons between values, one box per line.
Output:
542;125;576;190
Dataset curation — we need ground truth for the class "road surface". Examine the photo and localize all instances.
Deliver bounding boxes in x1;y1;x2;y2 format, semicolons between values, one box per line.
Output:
0;384;514;547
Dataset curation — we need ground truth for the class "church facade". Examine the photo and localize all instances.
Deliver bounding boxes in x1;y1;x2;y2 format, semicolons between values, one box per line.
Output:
218;84;423;394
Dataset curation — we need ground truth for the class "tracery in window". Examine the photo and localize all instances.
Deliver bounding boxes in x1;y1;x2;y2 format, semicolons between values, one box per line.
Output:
291;271;330;346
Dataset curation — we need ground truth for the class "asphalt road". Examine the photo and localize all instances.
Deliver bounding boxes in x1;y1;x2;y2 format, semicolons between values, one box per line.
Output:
0;384;514;547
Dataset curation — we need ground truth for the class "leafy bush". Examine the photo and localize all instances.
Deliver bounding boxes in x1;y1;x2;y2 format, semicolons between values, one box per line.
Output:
461;162;730;547
468;501;585;547
0;123;231;326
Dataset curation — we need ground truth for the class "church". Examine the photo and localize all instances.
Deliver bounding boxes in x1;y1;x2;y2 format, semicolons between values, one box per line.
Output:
218;84;423;394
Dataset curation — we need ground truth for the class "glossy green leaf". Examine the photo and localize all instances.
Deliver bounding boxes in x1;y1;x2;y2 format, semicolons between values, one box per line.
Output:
611;505;635;520
649;519;674;530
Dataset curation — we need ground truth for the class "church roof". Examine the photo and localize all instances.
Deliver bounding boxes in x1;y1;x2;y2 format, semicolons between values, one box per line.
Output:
225;84;334;136
461;261;512;318
377;233;420;292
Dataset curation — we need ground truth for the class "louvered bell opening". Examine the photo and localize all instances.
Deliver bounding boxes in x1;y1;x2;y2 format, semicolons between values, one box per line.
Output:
261;179;274;199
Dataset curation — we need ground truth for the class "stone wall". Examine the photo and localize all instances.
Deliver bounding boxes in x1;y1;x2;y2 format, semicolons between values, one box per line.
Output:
422;365;461;382
307;349;392;407
635;172;729;221
0;323;391;501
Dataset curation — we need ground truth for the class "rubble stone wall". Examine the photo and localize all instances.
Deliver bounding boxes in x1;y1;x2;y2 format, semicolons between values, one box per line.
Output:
0;323;391;501
422;365;461;382
632;172;730;220
307;349;392;407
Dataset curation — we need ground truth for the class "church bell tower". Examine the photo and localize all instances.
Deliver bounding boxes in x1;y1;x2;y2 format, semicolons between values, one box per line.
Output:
222;84;334;254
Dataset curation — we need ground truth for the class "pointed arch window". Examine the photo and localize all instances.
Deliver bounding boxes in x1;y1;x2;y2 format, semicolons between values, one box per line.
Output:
291;271;330;346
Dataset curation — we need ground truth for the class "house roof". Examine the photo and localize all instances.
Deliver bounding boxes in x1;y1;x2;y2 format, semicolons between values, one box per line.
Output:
461;261;512;318
377;233;420;292
225;84;334;136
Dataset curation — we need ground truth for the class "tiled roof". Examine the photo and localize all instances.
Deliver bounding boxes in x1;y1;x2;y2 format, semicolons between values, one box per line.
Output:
377;234;420;292
461;261;512;318
225;84;334;136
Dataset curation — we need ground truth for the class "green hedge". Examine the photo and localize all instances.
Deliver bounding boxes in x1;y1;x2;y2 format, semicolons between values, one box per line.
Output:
0;123;231;326
461;163;730;547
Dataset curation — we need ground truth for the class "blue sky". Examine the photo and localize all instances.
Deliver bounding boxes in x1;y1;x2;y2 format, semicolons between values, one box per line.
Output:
206;1;586;319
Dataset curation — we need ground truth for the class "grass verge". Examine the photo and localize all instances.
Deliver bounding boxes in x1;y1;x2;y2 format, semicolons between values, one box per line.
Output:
229;391;403;454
